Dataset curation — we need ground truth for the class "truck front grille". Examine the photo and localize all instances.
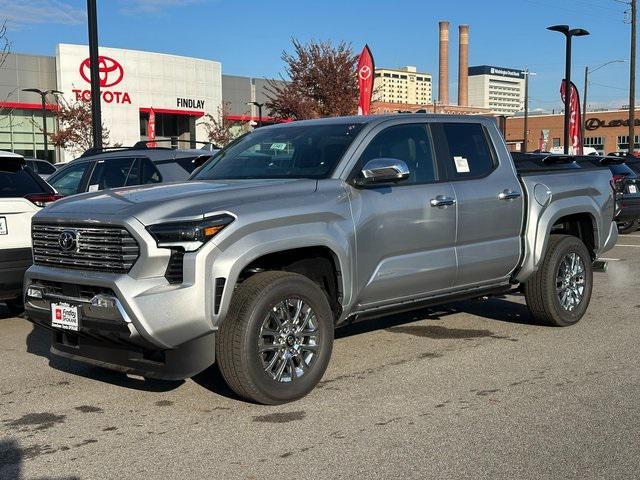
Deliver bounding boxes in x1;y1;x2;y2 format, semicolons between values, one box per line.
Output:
32;223;140;273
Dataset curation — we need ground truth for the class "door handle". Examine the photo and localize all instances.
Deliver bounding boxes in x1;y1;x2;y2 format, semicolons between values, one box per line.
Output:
498;189;521;200
430;196;456;207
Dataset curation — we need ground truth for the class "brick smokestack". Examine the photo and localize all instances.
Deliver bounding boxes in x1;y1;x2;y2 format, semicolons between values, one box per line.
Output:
458;24;469;106
438;21;449;105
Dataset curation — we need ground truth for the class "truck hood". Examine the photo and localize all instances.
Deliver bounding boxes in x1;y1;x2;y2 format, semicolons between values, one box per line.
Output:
38;179;318;225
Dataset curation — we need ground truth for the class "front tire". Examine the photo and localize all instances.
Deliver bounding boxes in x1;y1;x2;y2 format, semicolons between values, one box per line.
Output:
523;235;593;327
216;271;334;405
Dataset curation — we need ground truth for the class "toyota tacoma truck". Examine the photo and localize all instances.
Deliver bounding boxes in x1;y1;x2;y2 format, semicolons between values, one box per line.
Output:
23;115;618;404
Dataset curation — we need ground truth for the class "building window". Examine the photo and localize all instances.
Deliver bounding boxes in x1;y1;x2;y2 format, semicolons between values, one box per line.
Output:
0;108;56;162
552;138;561;148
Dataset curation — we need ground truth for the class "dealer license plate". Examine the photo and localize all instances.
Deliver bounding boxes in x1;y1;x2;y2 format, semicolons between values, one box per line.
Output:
0;217;6;235
629;185;637;194
51;303;79;331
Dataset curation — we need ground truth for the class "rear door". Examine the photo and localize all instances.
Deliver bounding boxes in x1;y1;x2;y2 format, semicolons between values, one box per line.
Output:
432;121;523;287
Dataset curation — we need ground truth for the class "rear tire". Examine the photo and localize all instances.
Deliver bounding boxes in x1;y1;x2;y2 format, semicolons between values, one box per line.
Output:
216;271;334;405
523;235;593;327
617;219;639;235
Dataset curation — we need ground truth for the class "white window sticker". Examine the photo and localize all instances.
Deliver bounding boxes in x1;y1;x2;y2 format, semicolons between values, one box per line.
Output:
88;184;100;192
270;142;288;151
454;156;470;173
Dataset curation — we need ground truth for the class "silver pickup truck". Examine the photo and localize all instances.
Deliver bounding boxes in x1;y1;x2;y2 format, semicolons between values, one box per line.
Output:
24;115;617;404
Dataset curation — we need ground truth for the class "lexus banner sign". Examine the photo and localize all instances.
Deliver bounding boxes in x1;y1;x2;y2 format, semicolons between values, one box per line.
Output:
357;45;374;116
560;80;583;155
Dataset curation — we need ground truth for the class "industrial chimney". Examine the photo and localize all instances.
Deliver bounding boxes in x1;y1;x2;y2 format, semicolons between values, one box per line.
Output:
458;24;469;107
438;21;449;105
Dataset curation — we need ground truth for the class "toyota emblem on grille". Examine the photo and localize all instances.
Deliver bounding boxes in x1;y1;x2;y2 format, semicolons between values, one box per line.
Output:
58;230;79;253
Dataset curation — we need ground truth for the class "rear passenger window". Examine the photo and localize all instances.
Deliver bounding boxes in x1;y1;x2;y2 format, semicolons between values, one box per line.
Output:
358;124;437;185
439;123;496;179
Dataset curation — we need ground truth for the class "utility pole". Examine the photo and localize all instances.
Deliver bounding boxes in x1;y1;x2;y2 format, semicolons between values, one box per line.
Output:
629;0;637;154
522;69;535;153
87;0;102;149
582;65;589;146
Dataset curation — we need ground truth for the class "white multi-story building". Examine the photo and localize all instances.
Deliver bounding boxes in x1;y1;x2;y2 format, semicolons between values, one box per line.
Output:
374;66;432;105
468;65;525;115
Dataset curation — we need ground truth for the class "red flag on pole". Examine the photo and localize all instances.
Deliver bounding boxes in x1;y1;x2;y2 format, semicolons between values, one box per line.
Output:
357;45;374;115
147;107;157;148
560;80;583;155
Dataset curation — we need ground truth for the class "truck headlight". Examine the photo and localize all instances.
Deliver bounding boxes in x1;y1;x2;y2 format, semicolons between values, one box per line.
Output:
146;214;234;251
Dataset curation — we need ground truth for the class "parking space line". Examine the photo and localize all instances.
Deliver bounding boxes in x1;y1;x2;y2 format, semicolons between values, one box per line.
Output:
615;244;640;247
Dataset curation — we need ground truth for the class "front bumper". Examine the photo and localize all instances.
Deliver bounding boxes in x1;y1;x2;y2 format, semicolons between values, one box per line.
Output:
0;247;32;301
24;278;216;380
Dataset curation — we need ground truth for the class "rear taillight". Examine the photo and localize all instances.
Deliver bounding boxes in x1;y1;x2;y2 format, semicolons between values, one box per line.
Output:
610;174;627;193
25;193;64;207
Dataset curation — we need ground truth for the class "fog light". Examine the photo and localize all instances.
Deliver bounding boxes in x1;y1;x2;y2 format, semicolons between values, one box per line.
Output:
90;295;116;309
26;287;43;299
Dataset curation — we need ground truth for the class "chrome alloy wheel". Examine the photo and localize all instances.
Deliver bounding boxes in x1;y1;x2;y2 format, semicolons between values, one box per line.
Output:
556;252;586;311
258;299;320;383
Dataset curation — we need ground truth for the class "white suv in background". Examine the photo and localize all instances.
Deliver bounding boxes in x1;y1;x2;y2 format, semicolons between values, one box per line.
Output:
0;152;61;314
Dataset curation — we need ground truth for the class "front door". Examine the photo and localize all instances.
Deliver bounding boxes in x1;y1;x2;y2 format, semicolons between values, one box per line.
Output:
349;122;458;308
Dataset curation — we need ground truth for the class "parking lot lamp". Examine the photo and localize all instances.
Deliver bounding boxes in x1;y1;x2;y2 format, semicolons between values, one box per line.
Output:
247;101;264;128
547;25;590;154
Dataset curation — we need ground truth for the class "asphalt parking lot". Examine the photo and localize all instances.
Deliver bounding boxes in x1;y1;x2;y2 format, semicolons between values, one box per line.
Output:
1;234;639;480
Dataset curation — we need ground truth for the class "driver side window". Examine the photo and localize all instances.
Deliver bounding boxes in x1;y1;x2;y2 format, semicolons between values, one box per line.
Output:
358;124;437;185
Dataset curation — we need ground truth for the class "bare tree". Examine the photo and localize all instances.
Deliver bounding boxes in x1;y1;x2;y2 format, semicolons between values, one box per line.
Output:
49;98;112;156
265;39;359;120
199;101;249;147
0;20;13;128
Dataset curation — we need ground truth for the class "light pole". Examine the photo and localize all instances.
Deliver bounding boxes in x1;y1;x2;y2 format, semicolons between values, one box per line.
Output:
582;60;626;144
247;101;264;128
522;69;536;153
22;88;63;161
87;0;103;149
547;24;590;154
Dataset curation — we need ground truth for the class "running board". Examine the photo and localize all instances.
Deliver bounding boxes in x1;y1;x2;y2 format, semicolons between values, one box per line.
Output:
344;284;514;325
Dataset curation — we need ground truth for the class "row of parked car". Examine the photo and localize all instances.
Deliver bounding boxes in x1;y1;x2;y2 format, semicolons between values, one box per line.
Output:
1;141;637;316
0;143;217;312
513;152;640;234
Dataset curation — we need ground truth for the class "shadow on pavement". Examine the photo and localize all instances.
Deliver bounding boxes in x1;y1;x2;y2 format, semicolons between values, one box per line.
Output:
0;438;80;480
25;324;183;393
336;295;534;339
0;304;20;320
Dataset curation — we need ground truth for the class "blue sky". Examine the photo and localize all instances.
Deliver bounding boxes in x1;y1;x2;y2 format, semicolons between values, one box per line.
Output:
0;0;634;111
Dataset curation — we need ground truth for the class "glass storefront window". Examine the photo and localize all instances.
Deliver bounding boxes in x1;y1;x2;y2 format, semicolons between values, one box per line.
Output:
0;108;56;162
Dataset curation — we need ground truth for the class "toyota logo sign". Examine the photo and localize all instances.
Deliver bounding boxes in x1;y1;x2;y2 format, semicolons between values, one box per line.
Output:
79;56;124;87
58;230;79;253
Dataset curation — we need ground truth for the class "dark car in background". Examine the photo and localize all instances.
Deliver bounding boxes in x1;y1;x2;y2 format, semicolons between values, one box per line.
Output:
24;158;58;180
577;156;640;234
47;144;216;197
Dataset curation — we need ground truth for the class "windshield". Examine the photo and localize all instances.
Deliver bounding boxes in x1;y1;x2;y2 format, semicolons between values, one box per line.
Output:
193;123;364;180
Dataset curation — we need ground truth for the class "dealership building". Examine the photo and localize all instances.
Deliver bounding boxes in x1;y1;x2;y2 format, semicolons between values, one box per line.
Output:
0;44;279;162
506;108;640;154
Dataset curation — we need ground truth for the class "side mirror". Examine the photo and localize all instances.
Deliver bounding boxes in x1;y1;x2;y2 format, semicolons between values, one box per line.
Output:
354;158;410;186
